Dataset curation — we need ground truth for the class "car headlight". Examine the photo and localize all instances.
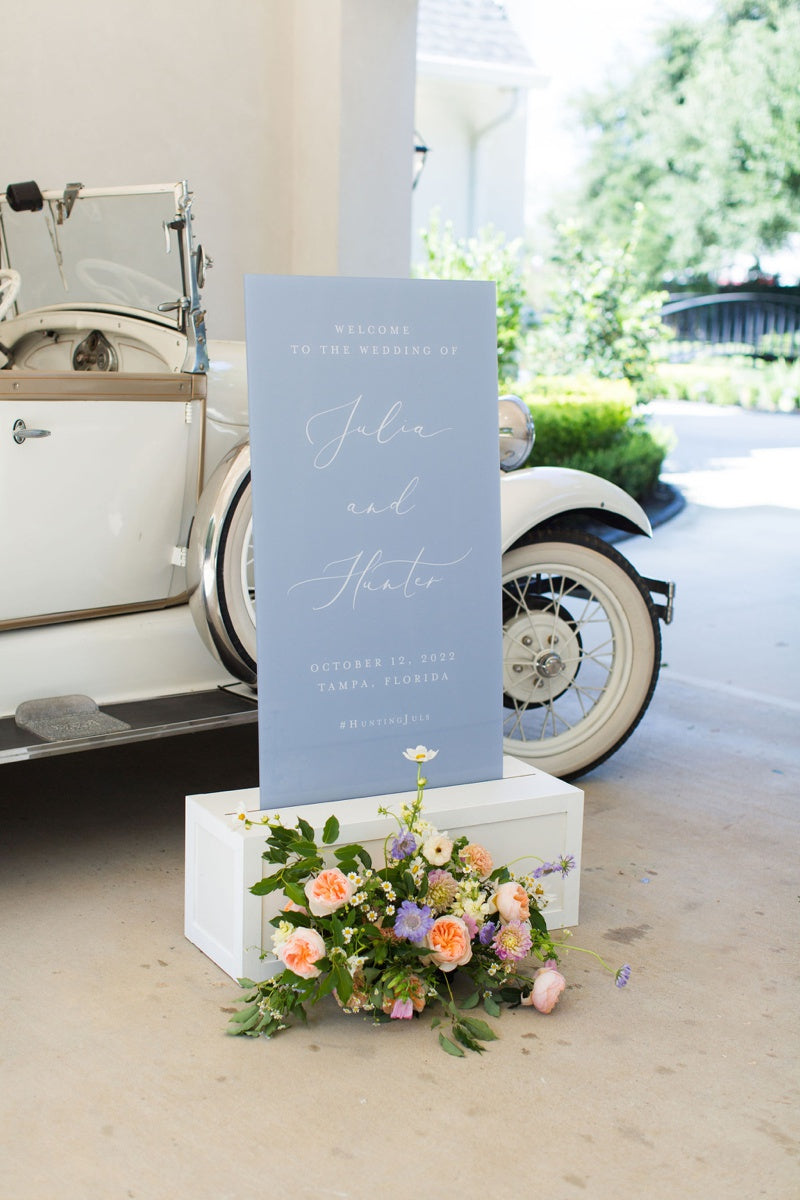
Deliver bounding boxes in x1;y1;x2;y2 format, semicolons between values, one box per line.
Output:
498;394;534;471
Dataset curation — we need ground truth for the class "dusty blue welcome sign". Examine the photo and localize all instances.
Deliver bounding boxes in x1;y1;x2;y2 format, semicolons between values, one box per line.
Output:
245;275;502;807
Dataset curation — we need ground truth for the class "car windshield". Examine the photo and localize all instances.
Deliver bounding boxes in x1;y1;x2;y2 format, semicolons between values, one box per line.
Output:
0;185;186;319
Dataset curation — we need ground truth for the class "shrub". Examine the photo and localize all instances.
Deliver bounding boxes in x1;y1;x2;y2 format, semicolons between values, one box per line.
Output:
514;375;671;501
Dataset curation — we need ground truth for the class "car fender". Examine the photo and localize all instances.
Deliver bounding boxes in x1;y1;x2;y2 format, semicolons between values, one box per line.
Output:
500;465;652;552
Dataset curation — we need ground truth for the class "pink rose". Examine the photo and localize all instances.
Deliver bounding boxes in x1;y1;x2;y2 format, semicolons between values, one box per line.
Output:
491;881;530;923
276;927;327;979
521;967;566;1013
304;867;355;916
425;915;473;972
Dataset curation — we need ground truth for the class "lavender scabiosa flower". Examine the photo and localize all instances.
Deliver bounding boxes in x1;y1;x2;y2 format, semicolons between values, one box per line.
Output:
393;900;434;943
479;921;498;946
533;854;575;879
492;920;533;962
389;831;417;861
615;964;632;989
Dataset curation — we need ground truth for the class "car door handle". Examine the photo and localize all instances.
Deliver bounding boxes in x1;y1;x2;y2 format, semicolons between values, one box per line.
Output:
12;419;51;444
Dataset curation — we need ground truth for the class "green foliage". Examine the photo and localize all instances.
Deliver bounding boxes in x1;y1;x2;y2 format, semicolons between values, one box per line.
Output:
654;356;800;410
573;0;800;283
416;213;526;379
516;376;671;500
526;212;671;395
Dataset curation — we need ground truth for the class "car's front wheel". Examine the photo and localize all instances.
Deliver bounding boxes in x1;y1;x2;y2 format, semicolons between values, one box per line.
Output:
501;531;661;779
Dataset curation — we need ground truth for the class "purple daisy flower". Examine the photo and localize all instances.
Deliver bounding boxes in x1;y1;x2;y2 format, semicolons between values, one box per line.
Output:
492;920;533;962
615;964;632;989
390;831;417;861
393;900;434;943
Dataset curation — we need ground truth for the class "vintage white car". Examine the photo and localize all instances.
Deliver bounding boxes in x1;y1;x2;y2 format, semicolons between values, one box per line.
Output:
0;180;673;778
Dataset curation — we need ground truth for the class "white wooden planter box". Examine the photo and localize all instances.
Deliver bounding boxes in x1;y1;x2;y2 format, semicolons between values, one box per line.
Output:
185;756;583;984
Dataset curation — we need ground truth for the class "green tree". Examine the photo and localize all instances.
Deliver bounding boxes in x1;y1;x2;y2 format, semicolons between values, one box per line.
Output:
573;0;800;284
527;209;670;395
416;214;526;379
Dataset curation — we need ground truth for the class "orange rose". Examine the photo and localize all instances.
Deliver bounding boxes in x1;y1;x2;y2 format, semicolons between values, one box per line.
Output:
425;915;473;972
304;867;355;916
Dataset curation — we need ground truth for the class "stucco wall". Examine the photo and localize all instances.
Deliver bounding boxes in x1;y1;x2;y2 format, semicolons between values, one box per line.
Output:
1;0;418;340
412;77;530;264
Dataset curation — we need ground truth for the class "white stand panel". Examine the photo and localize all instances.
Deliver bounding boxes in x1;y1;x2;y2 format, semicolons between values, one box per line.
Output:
185;756;583;984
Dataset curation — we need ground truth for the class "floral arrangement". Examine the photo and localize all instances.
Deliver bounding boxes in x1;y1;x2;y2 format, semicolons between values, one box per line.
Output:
229;747;630;1056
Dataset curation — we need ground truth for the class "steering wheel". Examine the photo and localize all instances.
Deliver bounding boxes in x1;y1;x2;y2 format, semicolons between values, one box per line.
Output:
75;259;177;308
0;269;21;320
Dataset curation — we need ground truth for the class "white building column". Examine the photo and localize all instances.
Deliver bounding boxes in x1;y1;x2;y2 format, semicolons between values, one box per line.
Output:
279;0;419;278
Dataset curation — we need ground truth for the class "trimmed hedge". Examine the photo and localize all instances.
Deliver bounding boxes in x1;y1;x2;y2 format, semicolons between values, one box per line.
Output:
653;358;800;412
512;375;670;501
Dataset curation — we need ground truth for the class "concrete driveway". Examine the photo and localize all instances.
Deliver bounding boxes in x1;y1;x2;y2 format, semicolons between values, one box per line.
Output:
1;401;798;1200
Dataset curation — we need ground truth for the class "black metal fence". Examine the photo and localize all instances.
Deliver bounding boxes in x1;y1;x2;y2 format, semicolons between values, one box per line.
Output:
660;292;800;361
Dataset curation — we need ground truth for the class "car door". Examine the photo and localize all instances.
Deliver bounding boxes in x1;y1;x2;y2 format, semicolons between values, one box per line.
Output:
0;370;205;627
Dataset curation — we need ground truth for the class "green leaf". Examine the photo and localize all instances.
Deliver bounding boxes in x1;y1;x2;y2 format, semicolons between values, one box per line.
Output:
296;817;316;842
263;847;289;865
228;1004;259;1025
460;991;480;1010
237;1010;262;1033
438;1032;465;1058
452;1023;483;1053
358;847;372;869
529;907;548;935
460;1016;498;1042
316;971;338;999
333;843;363;863
291;838;319;857
430;1017;441;1029
333;963;353;1004
283;881;307;908
322;815;340;844
483;995;502;1018
236;977;257;989
250;874;285;897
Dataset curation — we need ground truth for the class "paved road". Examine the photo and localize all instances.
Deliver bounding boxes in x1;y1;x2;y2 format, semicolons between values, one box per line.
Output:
2;399;797;1200
629;399;800;708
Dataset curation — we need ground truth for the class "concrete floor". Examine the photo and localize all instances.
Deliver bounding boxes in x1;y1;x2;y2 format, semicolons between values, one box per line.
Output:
2;402;798;1199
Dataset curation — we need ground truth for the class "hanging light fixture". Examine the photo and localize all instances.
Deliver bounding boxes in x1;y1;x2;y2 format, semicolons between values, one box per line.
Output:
413;130;429;189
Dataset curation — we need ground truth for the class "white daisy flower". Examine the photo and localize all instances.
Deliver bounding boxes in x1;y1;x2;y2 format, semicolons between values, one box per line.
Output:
402;746;439;763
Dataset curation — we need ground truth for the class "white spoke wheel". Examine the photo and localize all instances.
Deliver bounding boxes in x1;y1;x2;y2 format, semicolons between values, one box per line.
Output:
216;474;256;676
501;531;661;779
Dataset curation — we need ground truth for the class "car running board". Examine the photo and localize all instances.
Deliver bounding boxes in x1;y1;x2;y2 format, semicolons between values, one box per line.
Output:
0;684;257;763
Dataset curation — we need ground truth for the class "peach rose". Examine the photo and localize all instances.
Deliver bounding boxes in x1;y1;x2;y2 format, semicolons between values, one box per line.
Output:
490;881;530;924
304;867;355;916
520;967;566;1013
459;842;494;879
275;927;326;979
425;915;473;972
